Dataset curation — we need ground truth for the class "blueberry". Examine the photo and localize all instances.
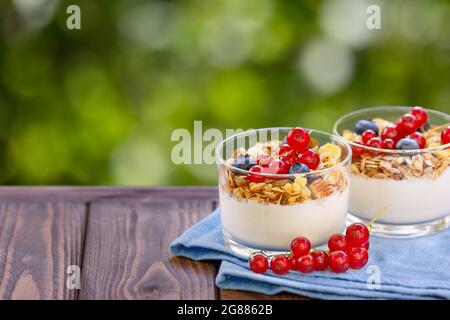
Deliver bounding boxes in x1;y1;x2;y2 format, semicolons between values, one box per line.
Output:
417;122;430;132
288;162;310;175
355;120;379;135
396;138;419;150
231;155;256;170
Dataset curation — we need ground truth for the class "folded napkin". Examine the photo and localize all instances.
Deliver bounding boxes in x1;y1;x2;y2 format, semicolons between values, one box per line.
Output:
170;209;450;299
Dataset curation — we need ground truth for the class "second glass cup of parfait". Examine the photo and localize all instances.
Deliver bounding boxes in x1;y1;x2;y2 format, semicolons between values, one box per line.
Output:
333;106;450;238
216;128;352;258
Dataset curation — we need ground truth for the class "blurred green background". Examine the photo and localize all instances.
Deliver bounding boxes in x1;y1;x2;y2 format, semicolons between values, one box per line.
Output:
0;0;449;185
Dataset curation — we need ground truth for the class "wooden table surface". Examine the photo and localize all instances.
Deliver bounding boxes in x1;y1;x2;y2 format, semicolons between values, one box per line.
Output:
0;187;302;300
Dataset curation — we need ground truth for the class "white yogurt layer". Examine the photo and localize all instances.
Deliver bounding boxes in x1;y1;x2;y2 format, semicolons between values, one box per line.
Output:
349;168;450;224
219;188;349;250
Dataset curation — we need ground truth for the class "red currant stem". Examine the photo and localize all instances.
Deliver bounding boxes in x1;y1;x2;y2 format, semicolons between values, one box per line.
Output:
367;205;388;231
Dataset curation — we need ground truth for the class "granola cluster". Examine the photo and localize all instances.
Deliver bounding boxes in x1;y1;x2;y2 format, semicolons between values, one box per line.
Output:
219;138;349;205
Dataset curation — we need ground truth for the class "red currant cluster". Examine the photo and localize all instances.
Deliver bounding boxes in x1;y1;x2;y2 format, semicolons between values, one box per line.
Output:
248;128;319;183
442;127;450;145
248;223;370;275
352;107;433;156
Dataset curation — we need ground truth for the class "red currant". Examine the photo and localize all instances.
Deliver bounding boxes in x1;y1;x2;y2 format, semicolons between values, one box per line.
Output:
277;144;292;156
347;241;369;253
347;247;369;269
311;250;329;271
381;125;400;142
382;138;395;149
247;165;266;183
329;251;350;273
296;254;316;274
256;154;272;167
249;253;269;274
291;236;311;257
270;255;290;275
280;153;297;166
287;128;310;153
362;130;377;144
328;234;348;252
410;107;428;128
396;114;418;136
265;159;290;174
441;127;450;145
288;255;298;270
408;132;426;149
351;142;364;158
297;150;320;170
345;223;370;247
365;137;382;149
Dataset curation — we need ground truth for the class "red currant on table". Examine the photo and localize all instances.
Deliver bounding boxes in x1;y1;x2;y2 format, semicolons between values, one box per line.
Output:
328;233;348;252
348;241;370;253
381;138;395;149
362;130;377;144
347;247;369;269
408;132;426;149
441;127;450;145
287;128;311;152
288;255;298;270
249;253;269;274
291;236;311;257
396;114;418;136
410;106;428;128
296;254;316;274
311;250;329;271
381;125;399;142
247;165;266;183
270;255;290;275
345;223;370;247
329;251;350;273
297;150;320;170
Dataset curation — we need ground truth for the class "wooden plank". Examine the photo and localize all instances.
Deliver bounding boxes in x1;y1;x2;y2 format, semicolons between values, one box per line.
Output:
0;187;218;202
0;202;86;300
79;198;218;300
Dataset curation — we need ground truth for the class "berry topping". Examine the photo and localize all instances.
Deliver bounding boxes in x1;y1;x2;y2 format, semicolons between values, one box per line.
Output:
280;153;297;166
256;154;272;167
381;138;395;149
347;247;369;269
396;114;418;136
408;132;426;149
362;130;377;144
288;162;310;175
247;165;266;183
286;128;311;152
329;251;350;273
396;137;419;150
345;223;370;247
231;155;256;170
249;253;269;274
296;254;316;274
410;107;428;128
270;255;290;275
381;125;400;142
277;144;292;156
311;250;329;271
355;120;379;135
297;150;320;170
441;127;450;145
366;137;383;149
351;142;364;158
328;233;348;252
266;159;290;174
290;236;311;257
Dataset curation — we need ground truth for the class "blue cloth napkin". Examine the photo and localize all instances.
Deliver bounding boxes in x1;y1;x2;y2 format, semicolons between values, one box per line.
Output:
170;209;450;299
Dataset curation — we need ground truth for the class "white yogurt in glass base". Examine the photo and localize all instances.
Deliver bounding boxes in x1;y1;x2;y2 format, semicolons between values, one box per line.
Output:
220;188;349;257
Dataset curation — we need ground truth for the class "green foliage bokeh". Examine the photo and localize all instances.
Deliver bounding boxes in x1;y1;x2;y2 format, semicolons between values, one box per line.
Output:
0;0;449;185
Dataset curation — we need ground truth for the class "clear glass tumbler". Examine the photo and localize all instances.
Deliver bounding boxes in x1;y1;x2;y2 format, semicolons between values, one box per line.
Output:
215;128;351;258
333;106;450;238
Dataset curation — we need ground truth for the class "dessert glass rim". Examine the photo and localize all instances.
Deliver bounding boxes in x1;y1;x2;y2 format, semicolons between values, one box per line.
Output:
332;106;450;155
215;127;352;178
